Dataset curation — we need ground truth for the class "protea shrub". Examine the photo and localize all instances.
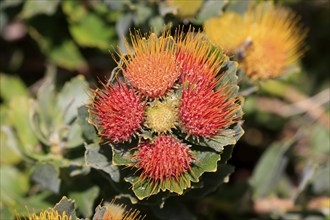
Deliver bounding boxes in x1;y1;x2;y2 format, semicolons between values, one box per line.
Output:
88;28;244;200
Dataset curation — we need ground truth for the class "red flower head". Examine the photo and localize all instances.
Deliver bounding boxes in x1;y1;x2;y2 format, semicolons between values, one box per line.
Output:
179;81;240;137
176;31;225;87
89;81;145;143
132;135;194;188
119;31;180;98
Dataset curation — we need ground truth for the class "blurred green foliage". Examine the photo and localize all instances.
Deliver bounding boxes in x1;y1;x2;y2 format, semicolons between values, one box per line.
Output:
0;0;329;219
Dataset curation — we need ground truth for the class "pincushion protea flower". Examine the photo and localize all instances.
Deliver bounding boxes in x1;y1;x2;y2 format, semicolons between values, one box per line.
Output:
89;81;145;143
132;136;194;190
204;2;306;80
94;199;144;220
176;31;226;87
118;31;180;98
89;28;243;200
180;81;240;137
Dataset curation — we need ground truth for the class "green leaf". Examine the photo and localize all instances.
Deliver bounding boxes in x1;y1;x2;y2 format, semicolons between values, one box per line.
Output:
31;162;61;193
149;16;165;34
56;75;90;124
49;40;86;70
20;0;60;19
195;0;227;24
185;124;244;152
68;13;116;49
53;196;77;219
0;165;29;204
77;106;99;142
8;96;39;152
63;1;116;49
0;125;22;164
135;4;153;24
28;16;85;70
311;162;330;195
250;139;295;199
0;73;28;102
85;143;121;182
184;164;235;199
311;124;330;155
69;186;100;218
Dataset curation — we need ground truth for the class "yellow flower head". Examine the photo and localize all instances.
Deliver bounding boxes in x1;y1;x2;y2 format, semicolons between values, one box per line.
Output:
145;94;179;134
204;2;306;80
24;209;71;220
119;31;180;98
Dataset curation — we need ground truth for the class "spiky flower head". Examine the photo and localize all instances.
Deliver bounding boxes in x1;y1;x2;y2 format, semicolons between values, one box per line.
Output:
119;31;180;98
89;81;145;143
176;30;225;87
204;2;306;80
132;135;194;189
145;94;179;134
179;81;240;137
94;200;144;220
24;209;71;220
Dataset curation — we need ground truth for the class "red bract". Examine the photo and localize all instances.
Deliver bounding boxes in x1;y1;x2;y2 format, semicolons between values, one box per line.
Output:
90;82;145;143
179;83;239;137
133;136;193;186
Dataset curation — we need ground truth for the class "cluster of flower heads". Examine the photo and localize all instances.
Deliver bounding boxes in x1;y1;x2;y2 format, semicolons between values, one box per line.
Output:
204;2;306;80
89;28;243;198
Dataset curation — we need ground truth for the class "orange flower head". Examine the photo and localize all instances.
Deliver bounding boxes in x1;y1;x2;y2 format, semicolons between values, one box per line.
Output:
176;31;225;87
90;81;145;143
94;200;144;220
179;82;239;137
133;135;194;187
119;31;180;98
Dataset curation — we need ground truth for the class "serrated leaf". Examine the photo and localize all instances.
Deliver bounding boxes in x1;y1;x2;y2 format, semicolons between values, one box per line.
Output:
31;163;61;193
85;143;120;182
69;186;99;218
111;142;137;166
250;139;295;199
53;196;77;219
0;73;28;102
20;0;60;19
